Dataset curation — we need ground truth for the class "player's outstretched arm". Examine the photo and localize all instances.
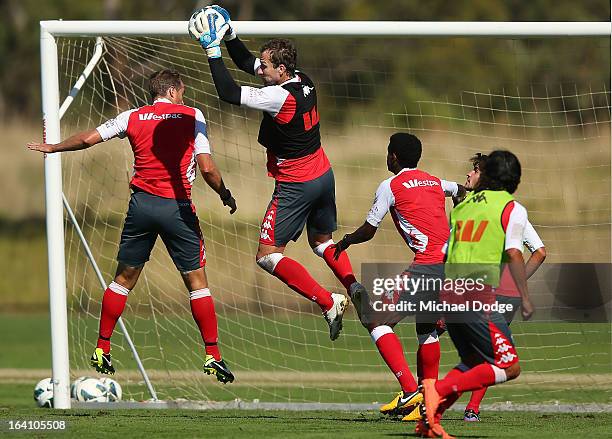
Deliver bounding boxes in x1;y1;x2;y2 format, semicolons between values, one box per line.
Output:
225;37;258;76
26;128;103;154
208;57;242;105
197;153;236;214
188;8;245;105
452;184;467;206
333;222;378;260
196;5;257;75
441;179;467;206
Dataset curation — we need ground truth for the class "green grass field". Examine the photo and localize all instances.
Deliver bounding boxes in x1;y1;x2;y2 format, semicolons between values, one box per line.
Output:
2;380;612;438
1;402;612;438
1;310;610;438
4;314;610;372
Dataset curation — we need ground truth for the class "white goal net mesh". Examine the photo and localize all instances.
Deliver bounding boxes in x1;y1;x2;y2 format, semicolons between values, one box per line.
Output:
57;33;611;405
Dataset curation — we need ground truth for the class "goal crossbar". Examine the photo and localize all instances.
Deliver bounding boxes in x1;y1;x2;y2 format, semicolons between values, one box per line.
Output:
41;20;611;37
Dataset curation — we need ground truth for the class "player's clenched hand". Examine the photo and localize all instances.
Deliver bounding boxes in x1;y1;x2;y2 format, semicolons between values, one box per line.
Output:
27;142;54;153
332;237;350;260
521;297;534;321
220;189;237;214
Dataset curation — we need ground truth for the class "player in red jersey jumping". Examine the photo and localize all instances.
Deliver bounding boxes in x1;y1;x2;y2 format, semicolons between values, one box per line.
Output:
27;69;237;383
189;6;364;340
333;133;465;420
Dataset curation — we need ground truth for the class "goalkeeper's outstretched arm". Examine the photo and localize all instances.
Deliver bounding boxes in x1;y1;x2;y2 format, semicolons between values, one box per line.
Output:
225;37;258;76
26;129;103;154
208;57;242;105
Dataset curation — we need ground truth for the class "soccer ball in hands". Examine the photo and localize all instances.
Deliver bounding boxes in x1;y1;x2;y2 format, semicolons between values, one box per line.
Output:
99;377;122;402
74;377;109;403
33;378;54;408
188;8;220;40
188;7;230;42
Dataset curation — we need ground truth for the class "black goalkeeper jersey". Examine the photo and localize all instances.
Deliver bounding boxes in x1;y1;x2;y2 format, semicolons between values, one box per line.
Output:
257;72;321;160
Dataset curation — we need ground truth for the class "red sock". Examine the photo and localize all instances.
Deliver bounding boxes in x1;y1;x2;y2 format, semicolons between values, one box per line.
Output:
442;367;465;381
435;363;499;398
321;245;357;290
190;289;221;361
417;340;440;381
97;282;129;354
273;257;333;311
373;328;418;393
433;367;465;422
466;387;487;412
436;391;462;422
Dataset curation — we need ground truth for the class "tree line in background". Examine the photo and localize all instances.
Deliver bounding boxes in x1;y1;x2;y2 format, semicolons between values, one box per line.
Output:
0;0;609;122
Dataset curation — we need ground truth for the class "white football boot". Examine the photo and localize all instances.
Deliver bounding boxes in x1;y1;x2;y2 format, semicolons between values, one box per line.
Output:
323;293;350;341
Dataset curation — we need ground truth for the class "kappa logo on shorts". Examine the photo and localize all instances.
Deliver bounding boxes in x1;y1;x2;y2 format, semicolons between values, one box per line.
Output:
260;209;275;242
492;331;518;365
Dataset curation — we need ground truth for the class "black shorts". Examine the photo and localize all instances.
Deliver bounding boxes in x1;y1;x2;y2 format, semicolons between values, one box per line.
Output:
446;311;519;369
496;295;522;324
360;264;444;331
117;189;205;273
259;169;337;247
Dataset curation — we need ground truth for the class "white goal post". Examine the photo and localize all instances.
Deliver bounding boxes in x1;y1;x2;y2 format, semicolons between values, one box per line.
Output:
40;20;611;409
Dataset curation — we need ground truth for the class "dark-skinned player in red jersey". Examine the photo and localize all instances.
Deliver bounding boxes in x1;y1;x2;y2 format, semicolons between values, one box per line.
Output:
333;133;465;422
189;6;366;340
27;69;236;384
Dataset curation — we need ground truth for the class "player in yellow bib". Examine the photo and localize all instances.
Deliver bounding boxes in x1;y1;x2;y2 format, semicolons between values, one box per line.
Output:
457;153;546;422
417;150;534;439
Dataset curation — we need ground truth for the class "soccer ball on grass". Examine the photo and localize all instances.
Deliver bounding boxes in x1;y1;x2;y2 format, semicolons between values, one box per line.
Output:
74;377;108;402
33;378;54;408
99;377;122;401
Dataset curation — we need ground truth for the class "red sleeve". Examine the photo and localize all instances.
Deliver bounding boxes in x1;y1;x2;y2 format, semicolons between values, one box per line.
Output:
501;201;515;233
273;94;296;124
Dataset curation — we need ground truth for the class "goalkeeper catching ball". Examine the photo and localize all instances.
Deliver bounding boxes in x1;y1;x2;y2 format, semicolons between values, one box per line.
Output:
188;5;367;341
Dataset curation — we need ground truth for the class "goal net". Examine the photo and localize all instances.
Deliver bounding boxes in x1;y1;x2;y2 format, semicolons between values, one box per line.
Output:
51;25;610;406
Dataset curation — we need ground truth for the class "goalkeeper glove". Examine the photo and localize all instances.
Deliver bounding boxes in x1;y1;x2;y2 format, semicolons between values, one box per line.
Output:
188;8;229;58
207;5;236;41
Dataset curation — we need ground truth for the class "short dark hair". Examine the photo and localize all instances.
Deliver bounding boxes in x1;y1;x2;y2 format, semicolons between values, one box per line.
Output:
476;150;521;194
260;39;297;75
388;133;422;168
148;69;182;101
470;153;488;171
